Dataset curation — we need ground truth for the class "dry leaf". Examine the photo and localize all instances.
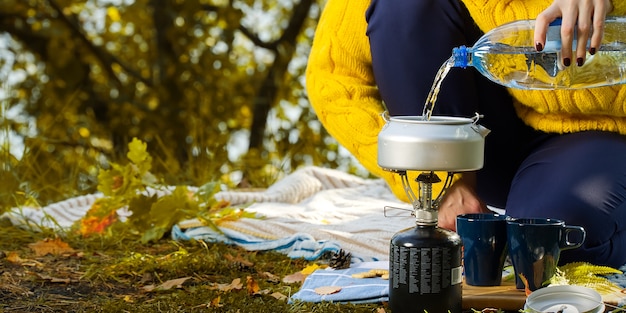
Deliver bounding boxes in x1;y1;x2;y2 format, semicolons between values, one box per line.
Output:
142;284;156;292
143;277;191;292
159;277;191;290
224;253;254;269
261;271;280;283
6;252;24;264
282;271;307;284
314;286;342;295
6;252;43;267
209;296;223;308
352;269;389;279
28;238;76;257
376;308;387;313
246;275;260;295
215;278;243;292
33;273;73;284
270;292;288;301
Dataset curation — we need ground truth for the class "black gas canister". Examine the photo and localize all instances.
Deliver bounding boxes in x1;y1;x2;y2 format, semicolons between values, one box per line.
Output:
389;224;463;313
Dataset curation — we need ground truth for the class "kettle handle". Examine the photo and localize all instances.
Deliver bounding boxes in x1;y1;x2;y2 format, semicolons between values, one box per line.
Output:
381;110;390;122
470;112;484;125
470;112;491;137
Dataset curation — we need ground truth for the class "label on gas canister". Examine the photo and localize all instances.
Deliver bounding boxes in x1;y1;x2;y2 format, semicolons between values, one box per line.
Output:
391;245;462;294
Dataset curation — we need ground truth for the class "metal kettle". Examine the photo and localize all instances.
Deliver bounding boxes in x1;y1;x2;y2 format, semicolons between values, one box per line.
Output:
377;113;490;172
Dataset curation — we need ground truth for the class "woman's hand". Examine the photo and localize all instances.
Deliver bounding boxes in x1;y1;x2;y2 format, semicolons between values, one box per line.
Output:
436;174;490;231
534;0;613;66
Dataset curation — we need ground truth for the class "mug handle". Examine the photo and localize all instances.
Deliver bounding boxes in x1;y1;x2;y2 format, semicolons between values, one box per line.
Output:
560;225;586;250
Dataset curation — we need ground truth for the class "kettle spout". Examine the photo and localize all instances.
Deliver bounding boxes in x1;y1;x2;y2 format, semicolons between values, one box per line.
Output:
472;124;491;138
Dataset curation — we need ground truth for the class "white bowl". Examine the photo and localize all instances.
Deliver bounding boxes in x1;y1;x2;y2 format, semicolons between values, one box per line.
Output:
524;285;605;313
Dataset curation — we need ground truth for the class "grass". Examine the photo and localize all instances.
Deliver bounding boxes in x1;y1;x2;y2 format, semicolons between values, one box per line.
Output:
0;133;389;312
0;222;387;312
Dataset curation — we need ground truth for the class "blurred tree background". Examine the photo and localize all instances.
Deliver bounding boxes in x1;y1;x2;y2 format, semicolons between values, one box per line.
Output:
0;0;368;210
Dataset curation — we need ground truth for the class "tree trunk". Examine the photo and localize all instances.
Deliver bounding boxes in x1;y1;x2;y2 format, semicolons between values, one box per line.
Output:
248;0;314;151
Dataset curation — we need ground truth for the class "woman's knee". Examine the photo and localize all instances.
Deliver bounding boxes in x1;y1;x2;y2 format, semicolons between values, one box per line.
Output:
505;132;626;266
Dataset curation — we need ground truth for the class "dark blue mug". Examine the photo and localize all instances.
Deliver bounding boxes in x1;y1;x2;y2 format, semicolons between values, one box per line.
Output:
506;218;586;291
456;213;509;286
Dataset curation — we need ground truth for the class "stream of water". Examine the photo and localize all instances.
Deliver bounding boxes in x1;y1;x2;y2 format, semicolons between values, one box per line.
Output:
422;57;454;120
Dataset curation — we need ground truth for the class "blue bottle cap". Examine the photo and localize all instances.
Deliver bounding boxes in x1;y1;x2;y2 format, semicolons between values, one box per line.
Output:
452;46;469;68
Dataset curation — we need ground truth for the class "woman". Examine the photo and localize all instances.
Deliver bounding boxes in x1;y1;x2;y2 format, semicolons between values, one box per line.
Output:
306;0;626;267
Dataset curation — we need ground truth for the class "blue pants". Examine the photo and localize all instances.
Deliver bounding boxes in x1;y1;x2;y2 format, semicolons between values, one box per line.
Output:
366;0;626;267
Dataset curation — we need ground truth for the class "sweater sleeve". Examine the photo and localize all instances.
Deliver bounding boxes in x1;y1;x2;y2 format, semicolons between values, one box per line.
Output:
305;0;456;202
462;0;626;36
611;0;626;15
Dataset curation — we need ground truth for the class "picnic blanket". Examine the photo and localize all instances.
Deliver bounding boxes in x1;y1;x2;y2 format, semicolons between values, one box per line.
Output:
2;166;413;262
289;261;390;304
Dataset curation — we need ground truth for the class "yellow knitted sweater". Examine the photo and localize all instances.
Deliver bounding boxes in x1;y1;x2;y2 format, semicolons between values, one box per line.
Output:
306;0;626;202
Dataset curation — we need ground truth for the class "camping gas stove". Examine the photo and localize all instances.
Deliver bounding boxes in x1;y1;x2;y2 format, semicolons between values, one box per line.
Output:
377;113;489;313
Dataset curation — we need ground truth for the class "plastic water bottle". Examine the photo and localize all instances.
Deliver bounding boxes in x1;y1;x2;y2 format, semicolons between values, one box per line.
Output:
451;17;626;89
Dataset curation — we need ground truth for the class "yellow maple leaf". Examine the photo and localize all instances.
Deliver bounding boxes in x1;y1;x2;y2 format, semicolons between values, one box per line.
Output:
301;263;321;275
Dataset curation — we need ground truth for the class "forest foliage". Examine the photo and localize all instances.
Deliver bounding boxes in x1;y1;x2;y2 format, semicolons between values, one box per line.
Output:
0;0;365;210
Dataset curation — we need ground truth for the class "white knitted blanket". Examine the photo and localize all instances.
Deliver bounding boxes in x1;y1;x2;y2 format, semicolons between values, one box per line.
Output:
2;166;414;262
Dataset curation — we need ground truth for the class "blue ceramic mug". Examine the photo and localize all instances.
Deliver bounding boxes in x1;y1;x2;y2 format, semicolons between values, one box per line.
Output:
456;213;509;286
506;218;586;291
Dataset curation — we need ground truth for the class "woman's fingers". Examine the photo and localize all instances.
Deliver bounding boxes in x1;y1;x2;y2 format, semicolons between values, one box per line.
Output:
534;5;561;52
534;0;611;66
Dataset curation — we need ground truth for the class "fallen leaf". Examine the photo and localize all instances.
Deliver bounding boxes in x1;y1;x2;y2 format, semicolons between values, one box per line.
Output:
214;278;243;292
246;276;260;295
261;271;280;283
143;277;191;292
301;264;321;275
33;273;73;284
6;252;43;267
352;269;389;279
142;284;156;292
6;252;23;264
224;253;254;269
314;286;342;295
209;296;223;308
270;292;288;301
282;271;307;284
28;238;76;257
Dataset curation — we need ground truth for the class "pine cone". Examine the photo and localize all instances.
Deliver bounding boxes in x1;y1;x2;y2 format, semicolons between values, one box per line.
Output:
329;249;352;269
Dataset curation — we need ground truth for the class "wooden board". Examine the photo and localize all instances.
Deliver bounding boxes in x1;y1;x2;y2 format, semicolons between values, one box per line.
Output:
462;279;527;311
